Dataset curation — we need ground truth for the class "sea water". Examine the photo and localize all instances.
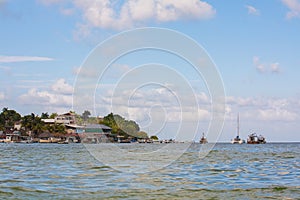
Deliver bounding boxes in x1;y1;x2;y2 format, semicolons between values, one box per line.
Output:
0;143;299;199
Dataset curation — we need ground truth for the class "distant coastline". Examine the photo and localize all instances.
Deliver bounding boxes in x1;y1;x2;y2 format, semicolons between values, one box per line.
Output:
0;108;155;144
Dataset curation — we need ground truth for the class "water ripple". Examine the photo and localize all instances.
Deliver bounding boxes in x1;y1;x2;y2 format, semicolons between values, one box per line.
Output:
0;143;299;199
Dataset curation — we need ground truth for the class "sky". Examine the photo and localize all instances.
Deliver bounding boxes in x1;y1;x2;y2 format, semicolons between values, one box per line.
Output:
0;0;300;142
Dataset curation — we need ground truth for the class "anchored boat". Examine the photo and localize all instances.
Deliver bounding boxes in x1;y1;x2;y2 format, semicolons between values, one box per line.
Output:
199;132;208;144
247;133;266;144
231;114;245;144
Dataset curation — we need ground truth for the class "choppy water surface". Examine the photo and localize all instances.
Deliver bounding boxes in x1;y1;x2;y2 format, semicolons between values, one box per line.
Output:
0;143;299;199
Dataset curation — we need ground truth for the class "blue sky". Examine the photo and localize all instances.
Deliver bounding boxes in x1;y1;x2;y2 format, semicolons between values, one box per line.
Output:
0;0;300;142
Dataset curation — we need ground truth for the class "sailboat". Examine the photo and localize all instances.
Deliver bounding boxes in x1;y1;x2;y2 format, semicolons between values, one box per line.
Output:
200;132;208;144
231;114;245;144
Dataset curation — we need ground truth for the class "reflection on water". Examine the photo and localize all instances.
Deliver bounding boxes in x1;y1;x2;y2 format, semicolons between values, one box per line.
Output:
0;143;299;199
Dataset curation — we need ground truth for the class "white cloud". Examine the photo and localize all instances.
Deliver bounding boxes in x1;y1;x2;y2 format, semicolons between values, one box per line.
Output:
0;55;53;63
258;108;297;121
253;56;281;74
226;96;299;122
18;79;73;110
19;88;71;107
96;85;300;125
51;78;73;95
95;84;213;125
40;0;216;32
253;56;266;73
282;0;300;19
246;5;260;15
270;62;280;73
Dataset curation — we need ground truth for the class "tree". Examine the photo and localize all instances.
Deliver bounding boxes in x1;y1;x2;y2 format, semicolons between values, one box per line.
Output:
135;131;148;139
121;120;140;137
75;114;84;125
150;135;158;140
0;108;21;130
100;113;144;138
49;113;58;119
21;113;44;137
45;123;66;134
82;110;91;122
41;112;49;119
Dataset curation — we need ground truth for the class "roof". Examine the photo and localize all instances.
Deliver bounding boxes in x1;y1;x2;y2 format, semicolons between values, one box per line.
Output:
59;112;75;116
41;119;55;123
65;124;85;129
65;133;80;137
38;132;54;138
12;131;20;134
85;124;112;130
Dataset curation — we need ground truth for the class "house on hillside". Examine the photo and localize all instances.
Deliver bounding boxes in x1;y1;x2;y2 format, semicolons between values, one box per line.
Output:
41;112;114;143
14;121;22;131
55;112;76;124
41;112;76;125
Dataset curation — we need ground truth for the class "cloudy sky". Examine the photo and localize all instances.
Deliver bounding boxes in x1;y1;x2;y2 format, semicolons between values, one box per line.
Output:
0;0;300;142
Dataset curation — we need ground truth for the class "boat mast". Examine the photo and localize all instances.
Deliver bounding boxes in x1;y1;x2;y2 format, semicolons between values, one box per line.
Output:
237;113;240;137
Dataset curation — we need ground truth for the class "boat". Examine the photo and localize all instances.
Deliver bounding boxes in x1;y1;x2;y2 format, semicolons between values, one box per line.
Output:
20;136;33;143
4;133;21;143
58;135;80;144
58;140;69;144
200;133;208;144
38;132;62;143
39;137;61;143
247;133;266;144
231;114;245;144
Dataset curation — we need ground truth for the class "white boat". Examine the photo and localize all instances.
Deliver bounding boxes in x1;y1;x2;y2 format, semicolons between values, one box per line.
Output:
231;114;245;144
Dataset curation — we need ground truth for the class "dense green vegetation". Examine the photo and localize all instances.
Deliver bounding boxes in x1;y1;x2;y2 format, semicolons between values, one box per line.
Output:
0;108;21;130
100;113;148;139
0;108;67;136
21;113;45;136
150;135;159;140
75;110;99;125
82;110;91;122
0;108;148;139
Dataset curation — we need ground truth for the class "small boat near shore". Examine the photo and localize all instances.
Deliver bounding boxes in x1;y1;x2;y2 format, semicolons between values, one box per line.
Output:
247;133;266;144
20;136;33;143
4;133;21;143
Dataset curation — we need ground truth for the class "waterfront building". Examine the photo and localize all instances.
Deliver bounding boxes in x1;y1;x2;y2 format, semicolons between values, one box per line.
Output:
42;112;76;125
